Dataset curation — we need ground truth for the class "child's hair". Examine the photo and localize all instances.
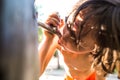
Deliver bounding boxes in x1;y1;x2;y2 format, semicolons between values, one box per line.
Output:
66;0;120;78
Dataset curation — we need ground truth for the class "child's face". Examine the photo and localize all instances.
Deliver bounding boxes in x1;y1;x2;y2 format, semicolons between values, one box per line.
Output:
58;13;98;54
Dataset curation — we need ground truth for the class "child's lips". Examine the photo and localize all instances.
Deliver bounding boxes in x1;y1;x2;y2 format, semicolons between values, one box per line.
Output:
59;41;92;54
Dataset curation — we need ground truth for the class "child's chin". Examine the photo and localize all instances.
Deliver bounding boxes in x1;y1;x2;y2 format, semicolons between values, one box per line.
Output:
65;46;92;54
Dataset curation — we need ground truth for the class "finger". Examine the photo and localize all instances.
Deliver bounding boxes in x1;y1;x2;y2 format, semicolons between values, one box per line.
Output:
49;12;60;22
46;15;60;26
48;16;60;25
46;19;59;27
59;19;64;28
50;18;60;25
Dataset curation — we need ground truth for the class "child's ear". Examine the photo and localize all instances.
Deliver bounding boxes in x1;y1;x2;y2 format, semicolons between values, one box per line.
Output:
59;19;64;28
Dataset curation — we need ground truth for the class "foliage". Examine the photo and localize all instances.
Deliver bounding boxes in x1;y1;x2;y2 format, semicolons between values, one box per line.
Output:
38;28;43;43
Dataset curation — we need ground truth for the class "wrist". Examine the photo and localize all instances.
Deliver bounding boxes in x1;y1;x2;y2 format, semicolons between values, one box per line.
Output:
44;35;54;43
43;31;55;40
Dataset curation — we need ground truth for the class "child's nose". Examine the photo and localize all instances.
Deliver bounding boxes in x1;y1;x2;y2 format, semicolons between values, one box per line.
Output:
71;23;77;31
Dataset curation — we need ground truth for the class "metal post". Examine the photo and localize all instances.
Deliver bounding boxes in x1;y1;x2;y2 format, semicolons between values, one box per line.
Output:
0;0;39;80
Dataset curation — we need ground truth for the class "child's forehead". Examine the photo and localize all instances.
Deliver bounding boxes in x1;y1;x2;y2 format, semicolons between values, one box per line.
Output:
73;10;85;23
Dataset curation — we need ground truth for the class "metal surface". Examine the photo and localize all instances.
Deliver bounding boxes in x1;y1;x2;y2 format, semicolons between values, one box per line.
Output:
38;21;62;38
0;0;39;80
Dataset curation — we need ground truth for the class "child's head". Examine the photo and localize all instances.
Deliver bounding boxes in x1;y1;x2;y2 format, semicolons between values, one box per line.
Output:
61;0;120;52
59;0;120;76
